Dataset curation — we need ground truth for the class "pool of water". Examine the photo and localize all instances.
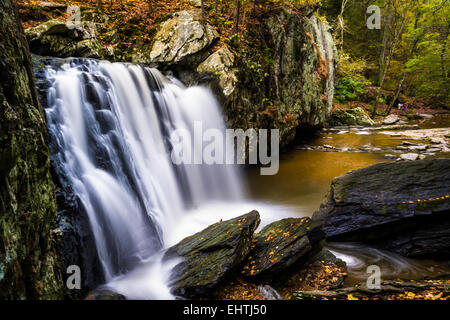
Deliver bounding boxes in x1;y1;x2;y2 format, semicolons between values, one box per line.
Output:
245;115;450;285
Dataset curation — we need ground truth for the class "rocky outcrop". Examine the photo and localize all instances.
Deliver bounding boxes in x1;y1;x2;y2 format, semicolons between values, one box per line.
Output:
327;107;375;126
140;10;218;66
197;46;238;97
25;19;101;58
224;8;337;148
241;217;325;281
0;0;63;299
164;211;260;298
313;159;450;259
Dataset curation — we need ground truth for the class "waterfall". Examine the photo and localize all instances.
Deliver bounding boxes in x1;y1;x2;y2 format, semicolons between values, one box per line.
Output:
40;58;296;299
311;15;337;112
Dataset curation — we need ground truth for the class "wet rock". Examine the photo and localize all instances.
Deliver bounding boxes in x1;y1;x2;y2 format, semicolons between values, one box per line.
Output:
328;107;375;127
427;148;441;153
258;285;282;300
164;211;260;299
86;288;126;300
382;114;400;125
292;279;450;300
418;114;434;119
419;154;427;160
402;141;415;146
148;10;218;66
400;153;419;161
0;0;63;299
197;46;238;96
373;124;420;131
313;159;450;259
241;217;325;281
408;145;427;151
383;154;397;160
25;19;101;58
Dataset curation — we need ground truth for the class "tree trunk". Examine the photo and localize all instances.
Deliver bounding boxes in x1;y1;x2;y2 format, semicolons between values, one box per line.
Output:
201;0;206;21
372;1;392;118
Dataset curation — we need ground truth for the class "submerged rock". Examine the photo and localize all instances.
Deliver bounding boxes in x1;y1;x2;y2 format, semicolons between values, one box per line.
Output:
328;107;375;127
225;7;337;148
148;10;218;66
25;19;101;58
164;211;260;298
313;159;450;259
86;288;126;300
241;217;325;280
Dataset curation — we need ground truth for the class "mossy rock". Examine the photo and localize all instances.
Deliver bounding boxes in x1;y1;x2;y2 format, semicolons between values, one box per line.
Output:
328;107;375;126
0;0;63;299
313;159;450;259
241;217;325;281
164;211;260;298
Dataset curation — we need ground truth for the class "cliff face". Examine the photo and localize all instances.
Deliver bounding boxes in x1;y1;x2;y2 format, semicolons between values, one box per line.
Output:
224;9;337;148
0;0;63;299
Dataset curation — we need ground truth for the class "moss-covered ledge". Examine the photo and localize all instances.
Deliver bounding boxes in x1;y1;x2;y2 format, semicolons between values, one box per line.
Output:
0;0;63;299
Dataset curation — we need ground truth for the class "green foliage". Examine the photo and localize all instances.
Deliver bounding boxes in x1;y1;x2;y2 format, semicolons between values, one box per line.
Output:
337;50;372;86
335;77;364;103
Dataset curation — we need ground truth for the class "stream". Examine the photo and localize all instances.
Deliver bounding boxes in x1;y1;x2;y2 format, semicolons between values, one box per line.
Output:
247;115;450;286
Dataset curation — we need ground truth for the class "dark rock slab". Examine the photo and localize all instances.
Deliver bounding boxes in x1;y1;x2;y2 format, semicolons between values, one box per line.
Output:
313;159;450;259
164;211;260;299
241;217;325;281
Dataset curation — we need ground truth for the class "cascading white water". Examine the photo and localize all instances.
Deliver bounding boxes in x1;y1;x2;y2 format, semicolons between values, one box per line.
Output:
43;58;297;299
41;58;449;299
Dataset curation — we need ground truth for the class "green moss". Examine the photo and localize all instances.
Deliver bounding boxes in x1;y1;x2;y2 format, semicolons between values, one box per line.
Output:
0;0;63;299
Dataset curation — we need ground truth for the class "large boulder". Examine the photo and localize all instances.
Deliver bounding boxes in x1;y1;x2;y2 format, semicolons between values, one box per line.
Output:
197;46;238;97
0;0;63;299
327;107;375;127
164;211;260;298
147;10;218;66
241;217;325;281
224;8;337;148
25;19;101;58
313;159;450;259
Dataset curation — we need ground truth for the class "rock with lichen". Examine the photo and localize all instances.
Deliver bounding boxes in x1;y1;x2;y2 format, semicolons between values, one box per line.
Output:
241;217;325;281
327;107;375;126
25;19;101;58
147;10;218;66
164;211;260;299
313;158;450;259
0;0;63;299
